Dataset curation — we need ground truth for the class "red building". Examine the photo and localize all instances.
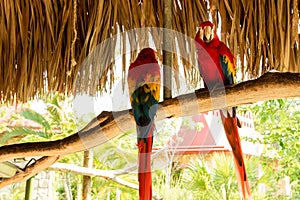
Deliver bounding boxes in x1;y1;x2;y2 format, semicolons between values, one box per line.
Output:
153;110;263;158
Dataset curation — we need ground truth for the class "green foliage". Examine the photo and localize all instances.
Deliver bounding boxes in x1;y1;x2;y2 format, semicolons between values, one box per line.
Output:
90;131;138;199
91;176;137;199
240;98;300;198
183;154;239;200
55;172;81;200
1;109;52;144
21;109;51;131
0;183;26;200
153;165;193;200
0;94;77;145
181;153;279;200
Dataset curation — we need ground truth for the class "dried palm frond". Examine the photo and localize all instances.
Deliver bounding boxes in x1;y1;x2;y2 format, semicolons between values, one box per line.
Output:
0;0;298;103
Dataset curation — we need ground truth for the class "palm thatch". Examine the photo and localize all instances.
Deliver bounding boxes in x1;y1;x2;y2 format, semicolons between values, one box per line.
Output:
0;0;299;103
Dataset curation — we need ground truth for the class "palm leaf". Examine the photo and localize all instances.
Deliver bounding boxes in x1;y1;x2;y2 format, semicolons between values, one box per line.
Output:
1;126;49;144
20;109;51;131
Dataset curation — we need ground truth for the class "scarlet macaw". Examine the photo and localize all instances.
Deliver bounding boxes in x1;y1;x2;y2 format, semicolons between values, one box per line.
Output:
127;48;160;200
195;21;251;199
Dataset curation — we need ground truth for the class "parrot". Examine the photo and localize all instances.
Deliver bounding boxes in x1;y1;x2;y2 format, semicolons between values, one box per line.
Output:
195;21;251;199
127;48;160;200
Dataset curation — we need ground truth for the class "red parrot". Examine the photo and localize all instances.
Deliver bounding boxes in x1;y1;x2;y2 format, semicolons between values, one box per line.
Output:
195;21;251;199
127;48;160;200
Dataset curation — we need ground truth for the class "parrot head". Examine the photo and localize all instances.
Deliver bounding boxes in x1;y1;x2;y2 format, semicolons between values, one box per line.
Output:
199;21;215;43
129;48;157;70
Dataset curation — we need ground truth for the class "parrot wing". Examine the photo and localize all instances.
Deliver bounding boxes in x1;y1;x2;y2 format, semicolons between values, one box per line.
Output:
219;43;236;85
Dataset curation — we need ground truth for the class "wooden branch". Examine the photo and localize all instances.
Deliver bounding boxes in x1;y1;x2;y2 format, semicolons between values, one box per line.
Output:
48;163;162;200
0;156;59;188
48;163;139;190
0;144;168;188
0;72;299;163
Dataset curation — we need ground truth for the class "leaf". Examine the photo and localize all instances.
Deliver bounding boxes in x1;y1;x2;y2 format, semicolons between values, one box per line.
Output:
277;99;284;107
260;115;268;123
47;94;62;123
1;126;48;144
20;109;51;130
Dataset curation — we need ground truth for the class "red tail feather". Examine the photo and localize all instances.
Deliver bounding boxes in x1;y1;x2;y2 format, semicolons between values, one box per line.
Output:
220;111;251;199
137;125;154;200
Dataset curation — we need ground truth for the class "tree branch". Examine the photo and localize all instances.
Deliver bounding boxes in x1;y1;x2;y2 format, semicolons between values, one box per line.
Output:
48;163;139;190
0;156;59;188
0;144;169;189
48;163;162;200
0;72;299;163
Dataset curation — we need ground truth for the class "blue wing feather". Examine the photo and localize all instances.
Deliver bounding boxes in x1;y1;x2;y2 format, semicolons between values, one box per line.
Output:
131;85;158;142
220;55;234;85
220;55;237;117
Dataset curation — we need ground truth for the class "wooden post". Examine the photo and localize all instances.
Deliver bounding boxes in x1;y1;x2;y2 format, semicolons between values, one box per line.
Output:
25;177;33;200
82;150;93;200
163;0;173;100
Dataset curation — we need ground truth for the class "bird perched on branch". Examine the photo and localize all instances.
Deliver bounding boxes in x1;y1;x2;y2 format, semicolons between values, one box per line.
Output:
127;48;160;200
195;21;251;200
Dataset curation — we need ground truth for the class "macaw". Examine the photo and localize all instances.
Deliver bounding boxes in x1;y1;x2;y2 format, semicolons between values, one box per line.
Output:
195;21;251;199
127;48;160;200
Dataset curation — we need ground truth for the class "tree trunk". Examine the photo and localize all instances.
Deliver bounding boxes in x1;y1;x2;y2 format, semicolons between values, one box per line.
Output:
163;0;173;99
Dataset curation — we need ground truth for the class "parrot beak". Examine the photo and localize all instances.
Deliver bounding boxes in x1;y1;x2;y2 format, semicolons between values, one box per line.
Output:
202;26;213;43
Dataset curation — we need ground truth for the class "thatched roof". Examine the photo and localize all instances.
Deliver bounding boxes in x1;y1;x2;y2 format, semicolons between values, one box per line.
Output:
0;0;299;103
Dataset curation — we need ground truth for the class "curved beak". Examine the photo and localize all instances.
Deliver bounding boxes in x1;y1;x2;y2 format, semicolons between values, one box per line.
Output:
203;26;213;43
